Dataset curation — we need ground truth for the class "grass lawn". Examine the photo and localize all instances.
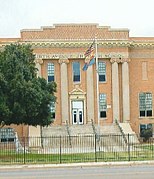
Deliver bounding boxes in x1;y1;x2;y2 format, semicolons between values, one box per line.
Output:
0;145;154;165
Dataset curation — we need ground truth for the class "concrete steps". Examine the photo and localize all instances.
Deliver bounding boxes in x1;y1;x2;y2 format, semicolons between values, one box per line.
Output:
41;123;138;151
42;123;121;136
98;123;121;134
119;123;139;144
42;125;68;136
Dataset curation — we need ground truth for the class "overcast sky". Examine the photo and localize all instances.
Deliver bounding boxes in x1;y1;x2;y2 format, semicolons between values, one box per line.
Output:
0;0;154;38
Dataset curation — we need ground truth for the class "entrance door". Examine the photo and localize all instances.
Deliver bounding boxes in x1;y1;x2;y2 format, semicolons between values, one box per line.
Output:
72;101;83;125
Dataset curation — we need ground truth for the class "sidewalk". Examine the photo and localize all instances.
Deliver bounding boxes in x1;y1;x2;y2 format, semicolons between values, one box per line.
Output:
0;160;154;169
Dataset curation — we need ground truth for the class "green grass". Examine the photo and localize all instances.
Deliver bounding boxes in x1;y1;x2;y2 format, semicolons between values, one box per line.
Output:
0;144;154;165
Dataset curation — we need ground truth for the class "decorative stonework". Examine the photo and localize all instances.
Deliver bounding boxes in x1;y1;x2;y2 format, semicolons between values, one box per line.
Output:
34;59;43;64
58;59;69;64
69;88;86;100
110;58;130;63
35;52;129;60
1;40;154;49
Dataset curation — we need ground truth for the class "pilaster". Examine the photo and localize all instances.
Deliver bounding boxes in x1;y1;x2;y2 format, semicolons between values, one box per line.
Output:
86;66;94;123
59;58;69;124
110;58;120;122
122;58;130;122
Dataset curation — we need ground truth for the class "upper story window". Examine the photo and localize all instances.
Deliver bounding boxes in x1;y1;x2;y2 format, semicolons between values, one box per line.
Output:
47;63;54;82
72;62;80;82
99;93;107;118
98;62;106;82
139;92;152;117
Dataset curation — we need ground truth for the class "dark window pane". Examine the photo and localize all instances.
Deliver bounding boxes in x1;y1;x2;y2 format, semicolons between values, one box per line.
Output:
51;112;55;119
74;111;77;123
73;62;80;82
79;111;82;123
74;75;80;82
147;110;152;117
140;111;145;117
48;76;54;82
99;75;106;82
100;111;106;118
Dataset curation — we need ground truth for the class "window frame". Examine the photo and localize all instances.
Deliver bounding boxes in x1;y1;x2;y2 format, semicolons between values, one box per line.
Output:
98;61;106;83
72;61;81;83
50;102;56;119
47;62;55;82
99;93;107;119
139;92;153;117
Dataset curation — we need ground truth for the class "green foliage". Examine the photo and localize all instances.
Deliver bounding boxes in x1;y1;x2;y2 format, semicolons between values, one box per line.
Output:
0;44;56;126
140;129;153;142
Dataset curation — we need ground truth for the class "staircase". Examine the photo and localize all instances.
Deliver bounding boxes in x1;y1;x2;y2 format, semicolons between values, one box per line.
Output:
119;123;139;144
42;125;68;137
98;123;121;134
42;123;122;137
41;123;128;152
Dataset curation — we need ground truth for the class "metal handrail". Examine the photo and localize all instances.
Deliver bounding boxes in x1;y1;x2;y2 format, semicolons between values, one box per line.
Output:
115;119;127;144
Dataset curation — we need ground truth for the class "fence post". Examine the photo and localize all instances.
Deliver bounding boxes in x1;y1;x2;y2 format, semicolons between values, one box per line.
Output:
95;134;97;162
60;136;62;164
128;133;130;161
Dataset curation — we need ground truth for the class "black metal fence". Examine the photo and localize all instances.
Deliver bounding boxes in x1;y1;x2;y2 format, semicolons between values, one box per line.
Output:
0;134;154;165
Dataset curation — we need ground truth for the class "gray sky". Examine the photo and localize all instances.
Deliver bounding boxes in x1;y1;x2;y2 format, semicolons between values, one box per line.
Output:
0;0;154;38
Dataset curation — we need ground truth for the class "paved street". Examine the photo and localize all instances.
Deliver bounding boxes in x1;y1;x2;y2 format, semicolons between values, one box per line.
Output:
0;164;154;179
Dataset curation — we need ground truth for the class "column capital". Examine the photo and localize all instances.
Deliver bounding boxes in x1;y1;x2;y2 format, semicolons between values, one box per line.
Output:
58;58;69;64
110;58;130;63
35;59;43;65
121;58;131;63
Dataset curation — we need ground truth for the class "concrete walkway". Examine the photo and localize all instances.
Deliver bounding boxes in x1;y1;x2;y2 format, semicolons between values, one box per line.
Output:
0;160;154;169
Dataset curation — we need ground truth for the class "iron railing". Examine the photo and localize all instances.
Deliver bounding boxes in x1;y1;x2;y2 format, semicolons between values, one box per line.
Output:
0;134;154;165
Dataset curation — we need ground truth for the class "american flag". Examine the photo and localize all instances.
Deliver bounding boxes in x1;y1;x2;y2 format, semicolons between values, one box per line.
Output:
82;41;95;71
84;41;95;57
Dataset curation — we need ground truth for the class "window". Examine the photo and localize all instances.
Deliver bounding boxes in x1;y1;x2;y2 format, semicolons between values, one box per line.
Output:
50;102;55;119
98;62;106;82
47;63;54;82
99;93;107;118
139;93;152;117
0;128;15;142
140;124;153;138
72;62;80;82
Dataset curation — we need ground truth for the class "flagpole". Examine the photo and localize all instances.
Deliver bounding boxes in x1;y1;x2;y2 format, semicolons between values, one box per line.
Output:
95;37;100;137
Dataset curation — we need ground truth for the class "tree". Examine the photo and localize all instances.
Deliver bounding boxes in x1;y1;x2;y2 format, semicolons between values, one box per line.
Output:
0;44;56;126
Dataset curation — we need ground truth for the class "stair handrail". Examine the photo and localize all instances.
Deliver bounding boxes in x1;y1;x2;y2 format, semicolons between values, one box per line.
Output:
65;120;72;148
91;119;100;143
115;119;127;144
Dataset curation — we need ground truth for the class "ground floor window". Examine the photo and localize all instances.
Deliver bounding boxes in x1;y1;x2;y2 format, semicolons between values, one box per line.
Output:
50;102;55;119
99;93;107;118
0;128;15;142
140;124;153;139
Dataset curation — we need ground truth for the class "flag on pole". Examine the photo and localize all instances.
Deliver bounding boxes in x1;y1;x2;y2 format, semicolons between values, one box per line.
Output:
82;41;95;71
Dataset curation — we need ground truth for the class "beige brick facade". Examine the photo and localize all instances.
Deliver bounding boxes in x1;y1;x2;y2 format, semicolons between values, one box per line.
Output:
1;24;154;136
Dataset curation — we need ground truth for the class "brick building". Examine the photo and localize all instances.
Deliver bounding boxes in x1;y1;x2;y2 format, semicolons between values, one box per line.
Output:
1;23;154;137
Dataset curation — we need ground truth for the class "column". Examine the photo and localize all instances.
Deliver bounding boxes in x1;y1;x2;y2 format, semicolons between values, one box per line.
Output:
35;59;43;77
59;59;69;124
110;58;120;122
122;59;130;122
86;65;94;123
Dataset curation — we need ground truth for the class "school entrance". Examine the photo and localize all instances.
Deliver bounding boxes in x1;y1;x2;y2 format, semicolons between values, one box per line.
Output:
72;101;84;125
